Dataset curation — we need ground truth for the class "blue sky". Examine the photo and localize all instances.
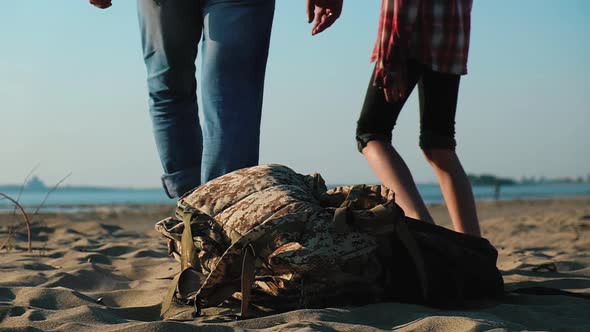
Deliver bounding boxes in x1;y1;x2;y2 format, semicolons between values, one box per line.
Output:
1;1;589;188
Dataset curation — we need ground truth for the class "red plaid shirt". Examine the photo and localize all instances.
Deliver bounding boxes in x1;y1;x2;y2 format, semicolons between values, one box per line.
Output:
372;0;473;85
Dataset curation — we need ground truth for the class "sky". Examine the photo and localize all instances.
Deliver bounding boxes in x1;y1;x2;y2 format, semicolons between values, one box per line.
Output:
1;1;589;188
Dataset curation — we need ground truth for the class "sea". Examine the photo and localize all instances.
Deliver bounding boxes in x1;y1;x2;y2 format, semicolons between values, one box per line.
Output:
1;183;589;213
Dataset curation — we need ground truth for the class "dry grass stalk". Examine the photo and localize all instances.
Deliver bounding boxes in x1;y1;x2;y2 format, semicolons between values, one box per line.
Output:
0;227;17;251
1;171;71;253
0;228;13;251
11;163;40;221
0;193;32;252
30;172;72;221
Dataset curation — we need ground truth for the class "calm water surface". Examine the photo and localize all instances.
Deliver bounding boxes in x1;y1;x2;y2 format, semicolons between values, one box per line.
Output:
1;183;589;213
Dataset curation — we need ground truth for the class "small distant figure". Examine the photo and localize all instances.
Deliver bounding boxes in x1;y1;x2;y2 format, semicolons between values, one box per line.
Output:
494;182;501;201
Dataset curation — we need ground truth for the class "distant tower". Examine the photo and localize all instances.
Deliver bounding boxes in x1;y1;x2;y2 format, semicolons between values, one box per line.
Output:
25;176;47;190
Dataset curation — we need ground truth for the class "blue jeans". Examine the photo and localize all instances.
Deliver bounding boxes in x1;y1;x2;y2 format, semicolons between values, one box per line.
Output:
137;0;275;198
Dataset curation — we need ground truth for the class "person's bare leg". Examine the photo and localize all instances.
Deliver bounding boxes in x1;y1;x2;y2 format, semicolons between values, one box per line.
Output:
423;148;481;236
362;140;434;223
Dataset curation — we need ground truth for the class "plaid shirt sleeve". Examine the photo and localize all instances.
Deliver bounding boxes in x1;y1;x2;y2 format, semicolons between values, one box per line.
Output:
372;0;472;82
371;0;421;88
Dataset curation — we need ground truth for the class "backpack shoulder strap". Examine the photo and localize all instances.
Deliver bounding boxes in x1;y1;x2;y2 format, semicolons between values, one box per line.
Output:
240;244;256;318
180;208;199;270
161;208;204;317
393;211;431;301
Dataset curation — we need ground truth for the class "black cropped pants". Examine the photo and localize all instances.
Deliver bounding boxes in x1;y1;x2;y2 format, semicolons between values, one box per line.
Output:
356;60;461;152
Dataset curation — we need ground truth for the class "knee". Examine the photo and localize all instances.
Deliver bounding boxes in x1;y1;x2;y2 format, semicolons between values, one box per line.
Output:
422;148;457;170
147;65;196;99
146;66;198;121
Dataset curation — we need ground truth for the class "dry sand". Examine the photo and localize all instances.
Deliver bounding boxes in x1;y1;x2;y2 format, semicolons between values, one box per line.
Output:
1;198;589;331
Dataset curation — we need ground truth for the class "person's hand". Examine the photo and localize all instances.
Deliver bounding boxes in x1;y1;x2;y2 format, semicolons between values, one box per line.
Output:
383;64;408;103
379;48;409;103
307;0;343;35
90;0;113;9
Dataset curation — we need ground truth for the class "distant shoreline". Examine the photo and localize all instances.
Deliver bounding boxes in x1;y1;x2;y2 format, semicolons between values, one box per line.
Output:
0;185;161;192
2;177;589;193
2;181;589;214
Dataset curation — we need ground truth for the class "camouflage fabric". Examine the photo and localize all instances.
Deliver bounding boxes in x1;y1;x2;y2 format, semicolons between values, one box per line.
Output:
155;164;404;319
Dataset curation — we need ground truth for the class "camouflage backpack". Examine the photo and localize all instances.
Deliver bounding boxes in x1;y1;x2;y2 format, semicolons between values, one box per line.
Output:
155;164;504;319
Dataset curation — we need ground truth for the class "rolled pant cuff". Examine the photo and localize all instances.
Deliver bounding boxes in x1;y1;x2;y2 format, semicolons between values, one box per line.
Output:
419;133;456;151
356;133;392;153
161;167;201;199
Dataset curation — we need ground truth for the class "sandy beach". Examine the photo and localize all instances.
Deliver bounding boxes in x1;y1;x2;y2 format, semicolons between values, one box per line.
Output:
1;198;589;331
